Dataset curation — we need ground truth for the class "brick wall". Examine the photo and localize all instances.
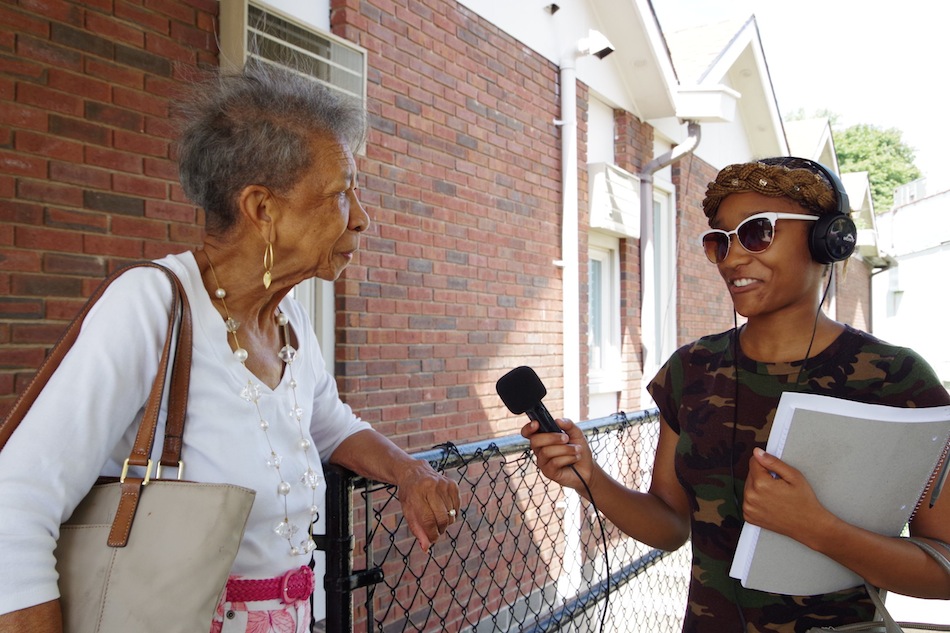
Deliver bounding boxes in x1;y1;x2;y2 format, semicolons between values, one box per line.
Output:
0;0;215;413
328;0;606;448
673;154;733;345
833;258;871;332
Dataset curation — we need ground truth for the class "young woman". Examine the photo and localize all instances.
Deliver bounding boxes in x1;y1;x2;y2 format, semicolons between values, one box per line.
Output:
524;157;950;632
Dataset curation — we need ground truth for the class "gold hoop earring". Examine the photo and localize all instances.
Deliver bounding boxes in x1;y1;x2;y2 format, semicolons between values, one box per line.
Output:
262;242;274;289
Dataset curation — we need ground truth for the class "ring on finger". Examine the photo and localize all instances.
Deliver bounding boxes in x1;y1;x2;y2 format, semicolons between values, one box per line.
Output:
448;508;457;518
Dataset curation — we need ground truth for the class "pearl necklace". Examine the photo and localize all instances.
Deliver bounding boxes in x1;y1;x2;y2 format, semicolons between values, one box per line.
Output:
203;251;319;556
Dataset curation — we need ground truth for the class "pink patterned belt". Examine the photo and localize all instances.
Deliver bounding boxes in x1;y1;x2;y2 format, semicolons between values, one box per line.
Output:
225;566;315;604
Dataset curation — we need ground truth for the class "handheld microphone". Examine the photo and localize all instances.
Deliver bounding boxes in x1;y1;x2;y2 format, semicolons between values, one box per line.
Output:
495;366;563;434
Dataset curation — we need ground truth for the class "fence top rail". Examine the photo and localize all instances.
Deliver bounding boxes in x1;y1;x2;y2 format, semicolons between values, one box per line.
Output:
410;408;659;471
323;408;660;488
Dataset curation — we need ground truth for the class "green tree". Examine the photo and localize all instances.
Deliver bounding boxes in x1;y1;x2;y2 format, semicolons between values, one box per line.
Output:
834;124;920;213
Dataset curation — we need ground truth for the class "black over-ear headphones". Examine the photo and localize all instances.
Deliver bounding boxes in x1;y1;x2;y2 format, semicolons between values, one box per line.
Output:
759;157;857;264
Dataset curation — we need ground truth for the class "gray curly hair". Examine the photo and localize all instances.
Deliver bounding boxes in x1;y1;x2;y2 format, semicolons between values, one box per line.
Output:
702;156;838;222
176;60;367;235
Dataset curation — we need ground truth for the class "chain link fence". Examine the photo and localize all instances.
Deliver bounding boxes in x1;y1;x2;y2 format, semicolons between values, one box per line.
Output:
323;409;690;632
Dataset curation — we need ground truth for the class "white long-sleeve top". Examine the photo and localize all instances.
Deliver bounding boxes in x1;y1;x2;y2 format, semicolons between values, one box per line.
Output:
0;251;370;616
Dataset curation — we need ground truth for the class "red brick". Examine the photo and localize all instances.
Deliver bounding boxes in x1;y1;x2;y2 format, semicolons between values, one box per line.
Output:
16;34;82;71
84;146;143;174
111;216;168;240
17;0;82;26
43;252;106;276
144;32;194;64
114;3;170;35
79;0;111;13
83;233;143;258
0;151;46;178
49;161;111;189
144;115;176;141
0;201;43;224
45;207;109;233
0;6;48;38
113;86;167;118
85;101;145;132
85;57;144;89
47;68;111;102
16;179;83;207
112;173;166;199
114;129;167;157
0;76;13;101
45;298;85;320
0;346;48;370
10;323;66;345
169;222;204;245
84;11;145;48
145;199;196;223
144;156;178;181
14;225;84;252
0;249;41;272
16;130;84;162
169;20;213;52
144;241;186;259
49;114;111;146
0;102;47;131
11;273;83;297
145;0;196;25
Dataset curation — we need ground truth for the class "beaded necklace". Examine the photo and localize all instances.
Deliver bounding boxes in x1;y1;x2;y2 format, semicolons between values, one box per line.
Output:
203;250;319;556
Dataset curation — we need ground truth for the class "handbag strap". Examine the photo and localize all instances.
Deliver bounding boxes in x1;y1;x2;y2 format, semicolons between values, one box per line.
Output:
0;262;193;547
859;536;950;633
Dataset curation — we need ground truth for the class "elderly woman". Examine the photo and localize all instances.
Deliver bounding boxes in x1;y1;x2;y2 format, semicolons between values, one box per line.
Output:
0;61;459;632
524;157;950;631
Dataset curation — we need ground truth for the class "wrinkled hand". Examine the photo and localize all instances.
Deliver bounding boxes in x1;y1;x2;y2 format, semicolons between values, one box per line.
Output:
742;448;831;541
521;418;594;493
396;463;461;552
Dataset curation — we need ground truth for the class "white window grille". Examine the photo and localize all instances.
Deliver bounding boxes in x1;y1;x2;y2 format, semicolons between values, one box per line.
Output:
219;0;367;108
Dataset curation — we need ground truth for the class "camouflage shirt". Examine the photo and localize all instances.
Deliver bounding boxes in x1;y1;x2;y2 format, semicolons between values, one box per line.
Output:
648;325;950;633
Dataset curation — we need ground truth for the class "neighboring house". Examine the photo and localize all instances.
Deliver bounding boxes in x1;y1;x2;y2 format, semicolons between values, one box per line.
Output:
0;0;873;441
872;180;950;388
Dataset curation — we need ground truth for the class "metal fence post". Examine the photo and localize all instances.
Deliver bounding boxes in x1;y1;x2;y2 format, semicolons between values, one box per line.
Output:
320;464;384;633
322;464;355;632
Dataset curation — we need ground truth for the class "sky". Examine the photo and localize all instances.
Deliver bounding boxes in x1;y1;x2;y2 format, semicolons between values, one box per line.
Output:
652;0;950;193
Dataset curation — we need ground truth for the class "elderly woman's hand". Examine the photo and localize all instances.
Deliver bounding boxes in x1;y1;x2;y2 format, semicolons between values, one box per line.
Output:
395;462;461;552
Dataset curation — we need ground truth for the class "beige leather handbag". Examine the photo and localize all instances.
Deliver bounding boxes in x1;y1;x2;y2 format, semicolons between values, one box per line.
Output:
0;263;255;632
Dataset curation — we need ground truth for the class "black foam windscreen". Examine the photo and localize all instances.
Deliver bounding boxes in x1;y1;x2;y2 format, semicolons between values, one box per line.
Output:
496;366;546;414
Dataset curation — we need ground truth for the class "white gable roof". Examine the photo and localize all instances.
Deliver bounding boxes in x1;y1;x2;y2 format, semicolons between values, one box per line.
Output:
664;16;787;166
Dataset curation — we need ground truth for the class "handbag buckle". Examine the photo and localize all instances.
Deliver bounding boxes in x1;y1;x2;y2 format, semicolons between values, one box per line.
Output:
155;460;184;480
120;458;153;485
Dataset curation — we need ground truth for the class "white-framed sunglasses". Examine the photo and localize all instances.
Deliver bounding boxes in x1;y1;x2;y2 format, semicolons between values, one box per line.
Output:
699;211;818;264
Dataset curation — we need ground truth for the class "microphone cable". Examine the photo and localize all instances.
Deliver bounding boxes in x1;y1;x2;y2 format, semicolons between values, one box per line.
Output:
566;457;611;633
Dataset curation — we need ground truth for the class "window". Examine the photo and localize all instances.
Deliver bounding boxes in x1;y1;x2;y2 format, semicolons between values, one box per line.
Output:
220;0;367;108
640;179;677;406
588;233;621;398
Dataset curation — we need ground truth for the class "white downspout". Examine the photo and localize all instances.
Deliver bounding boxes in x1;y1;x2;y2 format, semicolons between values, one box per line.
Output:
638;121;701;398
557;57;581;426
553;51;583;604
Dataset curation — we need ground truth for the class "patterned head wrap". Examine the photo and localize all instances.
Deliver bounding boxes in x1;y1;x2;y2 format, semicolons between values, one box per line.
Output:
702;156;838;221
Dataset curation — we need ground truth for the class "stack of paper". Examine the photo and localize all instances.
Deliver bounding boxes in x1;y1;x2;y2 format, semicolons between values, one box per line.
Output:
730;392;950;595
